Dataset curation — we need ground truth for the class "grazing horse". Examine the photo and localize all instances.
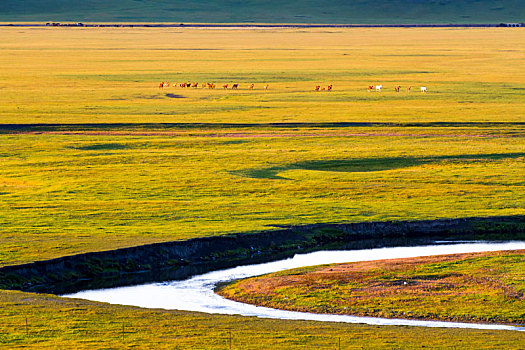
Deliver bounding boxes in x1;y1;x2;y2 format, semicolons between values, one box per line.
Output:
421;86;427;93
376;84;383;92
159;82;164;88
202;83;206;88
223;84;228;89
264;84;269;90
232;84;238;90
191;82;198;88
315;85;320;91
407;86;411;93
327;84;332;91
395;86;401;92
248;84;254;90
320;87;325;91
367;85;373;92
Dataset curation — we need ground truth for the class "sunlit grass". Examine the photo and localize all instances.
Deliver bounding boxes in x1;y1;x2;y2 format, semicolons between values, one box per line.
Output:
218;250;525;324
0;27;524;348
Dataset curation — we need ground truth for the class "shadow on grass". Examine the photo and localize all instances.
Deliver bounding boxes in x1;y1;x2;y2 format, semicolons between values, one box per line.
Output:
234;153;525;179
72;143;131;151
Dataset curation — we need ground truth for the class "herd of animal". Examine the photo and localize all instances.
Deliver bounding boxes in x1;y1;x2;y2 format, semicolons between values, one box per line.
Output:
159;82;269;90
158;82;428;93
368;84;427;93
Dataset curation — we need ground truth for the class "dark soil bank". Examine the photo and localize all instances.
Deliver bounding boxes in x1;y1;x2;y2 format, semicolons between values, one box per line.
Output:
1;216;523;294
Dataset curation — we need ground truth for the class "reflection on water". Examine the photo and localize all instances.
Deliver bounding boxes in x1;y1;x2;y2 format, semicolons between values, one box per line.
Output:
64;242;525;331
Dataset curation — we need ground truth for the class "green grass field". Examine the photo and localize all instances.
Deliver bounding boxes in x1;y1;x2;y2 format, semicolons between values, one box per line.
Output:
1;0;524;23
0;27;524;348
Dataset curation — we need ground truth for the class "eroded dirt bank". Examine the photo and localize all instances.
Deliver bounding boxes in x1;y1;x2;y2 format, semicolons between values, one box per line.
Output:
0;216;523;294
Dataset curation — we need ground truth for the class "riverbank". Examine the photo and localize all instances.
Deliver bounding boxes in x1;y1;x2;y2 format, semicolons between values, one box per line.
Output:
1;216;523;294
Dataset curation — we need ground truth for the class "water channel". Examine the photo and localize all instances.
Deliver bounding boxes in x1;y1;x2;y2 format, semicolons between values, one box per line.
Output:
64;241;525;331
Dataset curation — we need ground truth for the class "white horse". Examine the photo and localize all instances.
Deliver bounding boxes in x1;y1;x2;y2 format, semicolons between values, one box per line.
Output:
421;86;427;93
376;84;383;92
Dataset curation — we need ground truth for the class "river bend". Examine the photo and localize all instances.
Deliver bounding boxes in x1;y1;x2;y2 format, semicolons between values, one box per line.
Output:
64;242;525;331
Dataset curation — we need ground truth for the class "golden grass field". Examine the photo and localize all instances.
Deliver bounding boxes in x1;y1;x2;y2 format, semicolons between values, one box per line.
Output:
0;27;524;348
1;27;524;124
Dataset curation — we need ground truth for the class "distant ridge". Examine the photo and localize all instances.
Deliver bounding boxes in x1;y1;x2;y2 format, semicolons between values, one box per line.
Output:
2;23;522;28
0;0;523;24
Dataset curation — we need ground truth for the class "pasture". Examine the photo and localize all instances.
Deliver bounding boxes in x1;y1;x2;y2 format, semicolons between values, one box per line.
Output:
0;27;524;348
218;250;525;324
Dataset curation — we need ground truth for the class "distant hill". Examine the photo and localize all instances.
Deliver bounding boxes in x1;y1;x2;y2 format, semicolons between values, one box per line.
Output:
0;0;523;24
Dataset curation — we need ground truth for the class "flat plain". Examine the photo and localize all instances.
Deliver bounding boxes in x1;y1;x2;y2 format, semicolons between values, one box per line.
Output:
0;27;524;348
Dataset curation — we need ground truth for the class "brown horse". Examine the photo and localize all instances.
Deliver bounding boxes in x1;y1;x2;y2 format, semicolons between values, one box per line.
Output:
395;85;401;92
315;85;320;91
248;84;254;90
264;84;269;90
407;86;411;92
367;85;373;92
159;82;164;88
232;84;238;89
327;85;332;91
223;84;229;89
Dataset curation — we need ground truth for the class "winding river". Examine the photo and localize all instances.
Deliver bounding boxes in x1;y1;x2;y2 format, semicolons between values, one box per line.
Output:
64;241;525;331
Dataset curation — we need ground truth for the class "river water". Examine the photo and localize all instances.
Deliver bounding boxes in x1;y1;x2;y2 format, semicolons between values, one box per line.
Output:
64;242;525;331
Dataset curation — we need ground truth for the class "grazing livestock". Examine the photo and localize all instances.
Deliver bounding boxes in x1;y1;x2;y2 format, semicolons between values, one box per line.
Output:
223;84;228;89
395;85;401;92
315;85;320;91
232;84;238;89
376;84;383;92
367;85;373;92
264;84;269;90
202;83;206;88
249;84;254;90
191;82;198;88
421;86;427;93
407;86;411;93
320;87;325;91
327;84;332;91
159;82;164;88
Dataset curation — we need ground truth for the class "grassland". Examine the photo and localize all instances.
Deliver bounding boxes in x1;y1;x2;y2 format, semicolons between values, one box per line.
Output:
0;27;524;348
1;0;524;24
3;289;525;349
1;27;524;267
2;27;525;124
218;250;525;325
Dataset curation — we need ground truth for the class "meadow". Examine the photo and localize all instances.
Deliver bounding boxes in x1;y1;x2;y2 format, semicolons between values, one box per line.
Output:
218;250;525;324
0;27;524;348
